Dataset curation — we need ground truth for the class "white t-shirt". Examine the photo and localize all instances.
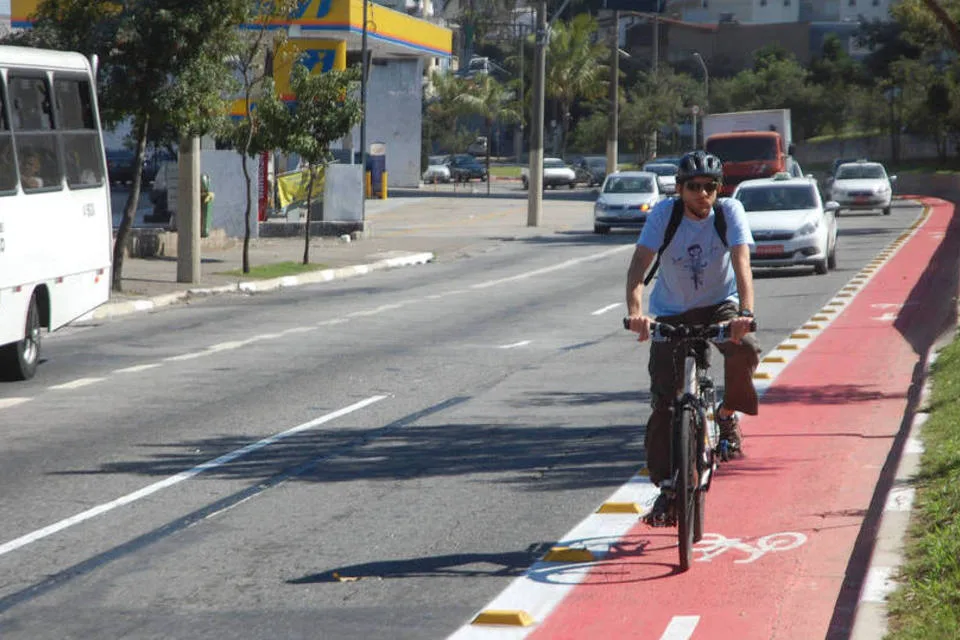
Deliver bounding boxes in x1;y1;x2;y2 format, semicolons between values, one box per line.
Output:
637;197;754;317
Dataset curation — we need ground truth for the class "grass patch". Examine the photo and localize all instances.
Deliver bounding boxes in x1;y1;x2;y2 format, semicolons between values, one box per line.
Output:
488;165;521;178
218;261;330;279
886;336;960;639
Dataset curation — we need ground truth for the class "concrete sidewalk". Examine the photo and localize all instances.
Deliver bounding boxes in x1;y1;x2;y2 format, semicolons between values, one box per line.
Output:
100;192;595;320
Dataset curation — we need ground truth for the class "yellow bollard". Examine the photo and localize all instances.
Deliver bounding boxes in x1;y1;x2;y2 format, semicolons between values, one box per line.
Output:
380;172;388;200
365;171;372;198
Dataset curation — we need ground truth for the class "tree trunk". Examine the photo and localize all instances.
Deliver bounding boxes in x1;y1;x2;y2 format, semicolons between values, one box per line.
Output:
240;148;252;274
486;119;492;196
111;116;149;292
921;0;960;51
303;165;314;265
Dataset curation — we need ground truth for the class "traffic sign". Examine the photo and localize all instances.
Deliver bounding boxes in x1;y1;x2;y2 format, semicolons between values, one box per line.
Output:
692;105;700;115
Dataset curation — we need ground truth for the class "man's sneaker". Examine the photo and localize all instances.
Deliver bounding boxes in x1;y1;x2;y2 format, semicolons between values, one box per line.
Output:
717;410;742;453
643;490;677;527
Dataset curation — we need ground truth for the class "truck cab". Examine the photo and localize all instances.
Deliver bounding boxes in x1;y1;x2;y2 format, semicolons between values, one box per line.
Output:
705;131;790;197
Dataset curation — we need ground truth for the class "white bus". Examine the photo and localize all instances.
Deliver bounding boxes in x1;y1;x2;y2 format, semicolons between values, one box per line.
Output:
0;45;111;381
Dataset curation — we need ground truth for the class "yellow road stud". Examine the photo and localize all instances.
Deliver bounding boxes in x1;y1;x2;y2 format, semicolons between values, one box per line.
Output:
790;332;811;339
777;343;799;350
543;547;596;563
472;610;535;627
597;502;642;514
763;356;787;363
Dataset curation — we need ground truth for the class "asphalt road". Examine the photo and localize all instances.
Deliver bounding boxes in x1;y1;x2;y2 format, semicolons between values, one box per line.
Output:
0;199;922;639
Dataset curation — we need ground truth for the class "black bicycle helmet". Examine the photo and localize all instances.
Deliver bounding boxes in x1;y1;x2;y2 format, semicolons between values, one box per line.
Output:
676;150;723;183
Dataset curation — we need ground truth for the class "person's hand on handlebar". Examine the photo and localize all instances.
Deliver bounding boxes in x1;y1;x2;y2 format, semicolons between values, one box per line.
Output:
626;315;654;342
726;316;755;344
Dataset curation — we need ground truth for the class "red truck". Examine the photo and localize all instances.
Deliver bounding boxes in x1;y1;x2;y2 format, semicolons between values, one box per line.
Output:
703;109;795;197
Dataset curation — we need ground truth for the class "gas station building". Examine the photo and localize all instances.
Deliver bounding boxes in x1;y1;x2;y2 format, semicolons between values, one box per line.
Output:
12;0;453;188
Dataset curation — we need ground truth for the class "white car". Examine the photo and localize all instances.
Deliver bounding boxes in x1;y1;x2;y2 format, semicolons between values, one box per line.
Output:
422;155;451;183
593;171;662;234
642;162;678;195
521;157;576;190
733;173;838;275
830;160;896;215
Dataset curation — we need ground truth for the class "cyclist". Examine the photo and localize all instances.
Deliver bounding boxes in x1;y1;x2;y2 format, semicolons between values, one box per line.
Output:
625;150;760;525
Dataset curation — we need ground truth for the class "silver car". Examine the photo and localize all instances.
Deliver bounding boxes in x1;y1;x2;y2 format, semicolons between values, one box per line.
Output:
830;161;896;216
733;173;839;275
593;171;662;234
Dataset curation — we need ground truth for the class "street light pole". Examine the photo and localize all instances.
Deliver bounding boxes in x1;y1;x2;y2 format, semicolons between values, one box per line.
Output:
693;51;708;148
606;11;619;176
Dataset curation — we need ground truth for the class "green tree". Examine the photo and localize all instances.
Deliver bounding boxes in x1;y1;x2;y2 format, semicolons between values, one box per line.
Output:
455;74;521;194
221;0;299;274
423;71;472;155
620;69;700;162
18;0;248;292
544;13;608;156
256;64;362;264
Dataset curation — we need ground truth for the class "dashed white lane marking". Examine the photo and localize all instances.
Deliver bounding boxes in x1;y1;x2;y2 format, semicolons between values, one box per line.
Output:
660;616;700;640
470;246;632;290
861;566;897;603
48;377;105;390
0;397;31;409
112;363;162;374
0;395;386;559
591;303;622;316
498;341;532;350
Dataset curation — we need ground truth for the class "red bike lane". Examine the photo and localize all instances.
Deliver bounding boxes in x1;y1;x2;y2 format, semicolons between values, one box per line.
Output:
530;197;960;640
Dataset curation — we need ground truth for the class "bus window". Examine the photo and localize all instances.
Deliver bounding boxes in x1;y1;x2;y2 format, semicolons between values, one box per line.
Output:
0;82;16;193
8;74;63;192
55;76;104;188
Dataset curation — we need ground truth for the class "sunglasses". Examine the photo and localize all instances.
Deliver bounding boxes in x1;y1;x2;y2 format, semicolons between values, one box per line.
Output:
684;181;720;194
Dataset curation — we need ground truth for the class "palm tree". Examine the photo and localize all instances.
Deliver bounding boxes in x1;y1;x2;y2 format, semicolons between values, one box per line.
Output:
545;13;608;157
455;73;521;195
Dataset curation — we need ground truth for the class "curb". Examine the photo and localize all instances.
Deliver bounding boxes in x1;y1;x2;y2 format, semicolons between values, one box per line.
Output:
90;251;435;321
848;351;934;640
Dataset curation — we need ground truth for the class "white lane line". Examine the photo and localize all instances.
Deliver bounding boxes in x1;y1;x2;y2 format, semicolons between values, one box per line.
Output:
660;616;700;640
0;397;32;409
471;246;633;290
591;303;622;316
48;378;106;390
112;363;162;374
498;341;532;350
0;395;387;559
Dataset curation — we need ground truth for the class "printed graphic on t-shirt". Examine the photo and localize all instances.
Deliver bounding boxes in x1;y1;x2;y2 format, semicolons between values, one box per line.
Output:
669;242;711;290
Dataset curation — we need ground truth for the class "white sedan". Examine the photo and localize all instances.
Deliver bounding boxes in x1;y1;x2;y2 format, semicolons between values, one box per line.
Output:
593;171;662;234
830;160;896;215
733;173;838;275
422;155;451;183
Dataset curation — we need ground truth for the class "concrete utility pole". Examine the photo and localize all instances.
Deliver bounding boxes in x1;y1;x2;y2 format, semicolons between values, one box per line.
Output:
527;0;547;227
176;135;201;284
649;14;659;159
606;10;619;176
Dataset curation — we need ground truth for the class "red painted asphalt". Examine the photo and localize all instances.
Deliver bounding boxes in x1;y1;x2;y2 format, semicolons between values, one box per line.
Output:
531;198;958;639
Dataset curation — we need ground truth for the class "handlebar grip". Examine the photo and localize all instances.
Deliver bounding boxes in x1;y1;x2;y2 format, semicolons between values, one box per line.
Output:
623;317;631;331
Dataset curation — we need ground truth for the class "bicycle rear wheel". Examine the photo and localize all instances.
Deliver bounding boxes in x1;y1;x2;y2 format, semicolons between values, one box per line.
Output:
676;406;697;572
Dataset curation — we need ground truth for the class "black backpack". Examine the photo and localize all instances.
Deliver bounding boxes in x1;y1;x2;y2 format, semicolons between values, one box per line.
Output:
643;198;728;285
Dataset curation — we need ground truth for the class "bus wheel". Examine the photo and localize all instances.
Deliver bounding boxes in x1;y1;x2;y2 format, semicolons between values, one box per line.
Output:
1;294;41;381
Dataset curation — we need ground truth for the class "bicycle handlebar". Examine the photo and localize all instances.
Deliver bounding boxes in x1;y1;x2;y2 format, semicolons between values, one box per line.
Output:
622;318;758;341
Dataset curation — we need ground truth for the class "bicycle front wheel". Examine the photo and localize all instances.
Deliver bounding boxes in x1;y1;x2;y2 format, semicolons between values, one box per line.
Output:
676;406;697;572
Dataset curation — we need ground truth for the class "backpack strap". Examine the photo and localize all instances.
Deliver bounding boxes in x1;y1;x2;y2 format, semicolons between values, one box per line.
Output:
643;199;729;286
713;201;728;248
643;198;685;285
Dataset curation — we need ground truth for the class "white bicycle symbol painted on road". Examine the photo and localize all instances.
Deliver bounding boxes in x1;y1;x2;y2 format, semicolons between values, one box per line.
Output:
694;532;807;564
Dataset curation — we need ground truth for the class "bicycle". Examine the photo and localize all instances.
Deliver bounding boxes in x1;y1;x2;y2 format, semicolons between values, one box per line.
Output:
623;318;757;572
